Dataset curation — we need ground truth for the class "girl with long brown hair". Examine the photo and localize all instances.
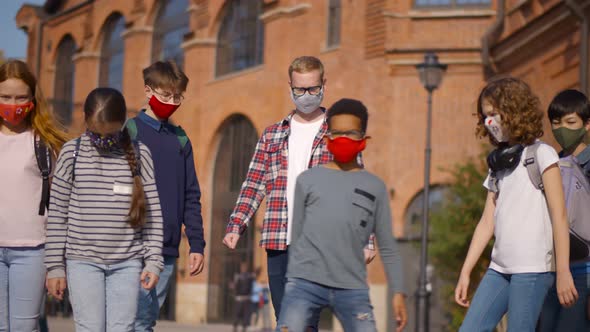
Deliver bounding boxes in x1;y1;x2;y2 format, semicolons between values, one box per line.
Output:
44;87;164;331
0;60;68;331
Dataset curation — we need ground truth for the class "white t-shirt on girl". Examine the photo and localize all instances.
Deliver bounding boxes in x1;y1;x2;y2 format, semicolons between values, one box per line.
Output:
484;142;559;274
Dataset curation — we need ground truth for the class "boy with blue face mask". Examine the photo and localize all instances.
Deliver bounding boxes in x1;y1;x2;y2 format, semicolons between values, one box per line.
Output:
539;89;590;331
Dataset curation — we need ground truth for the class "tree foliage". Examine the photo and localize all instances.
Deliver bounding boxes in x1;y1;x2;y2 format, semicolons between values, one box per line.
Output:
429;152;494;331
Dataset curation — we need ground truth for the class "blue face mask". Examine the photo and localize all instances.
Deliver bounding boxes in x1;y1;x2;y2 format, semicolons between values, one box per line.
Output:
86;129;124;150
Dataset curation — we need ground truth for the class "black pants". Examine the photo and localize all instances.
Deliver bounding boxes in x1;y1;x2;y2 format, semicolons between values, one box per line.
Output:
266;249;289;322
233;299;251;330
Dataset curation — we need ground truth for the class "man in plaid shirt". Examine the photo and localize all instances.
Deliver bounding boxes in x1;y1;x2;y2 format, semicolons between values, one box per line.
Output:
223;56;376;323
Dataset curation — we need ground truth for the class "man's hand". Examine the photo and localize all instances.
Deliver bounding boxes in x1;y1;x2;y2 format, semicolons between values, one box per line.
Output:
393;293;407;331
141;271;160;290
364;248;376;265
189;253;205;276
46;277;67;301
223;233;240;249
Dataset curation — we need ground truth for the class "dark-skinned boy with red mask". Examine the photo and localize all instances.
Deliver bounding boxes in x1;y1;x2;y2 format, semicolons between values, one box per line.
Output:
277;99;407;332
130;61;206;332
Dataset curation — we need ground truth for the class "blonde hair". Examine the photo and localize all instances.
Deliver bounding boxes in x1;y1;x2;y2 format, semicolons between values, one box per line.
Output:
0;60;69;154
288;56;324;81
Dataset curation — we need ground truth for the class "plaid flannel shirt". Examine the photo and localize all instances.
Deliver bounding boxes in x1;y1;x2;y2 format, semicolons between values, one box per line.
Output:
226;112;376;251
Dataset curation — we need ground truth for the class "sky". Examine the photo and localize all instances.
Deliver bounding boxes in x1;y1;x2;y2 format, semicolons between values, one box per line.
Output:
0;0;46;59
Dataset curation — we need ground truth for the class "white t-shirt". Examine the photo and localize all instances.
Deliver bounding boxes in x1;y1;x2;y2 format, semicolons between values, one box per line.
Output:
286;116;324;245
484;142;559;274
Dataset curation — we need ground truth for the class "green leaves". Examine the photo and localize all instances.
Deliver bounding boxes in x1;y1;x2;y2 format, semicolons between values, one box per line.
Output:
429;150;493;331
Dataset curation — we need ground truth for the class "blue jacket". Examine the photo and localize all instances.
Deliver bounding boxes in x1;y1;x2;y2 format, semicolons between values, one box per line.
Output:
133;111;205;256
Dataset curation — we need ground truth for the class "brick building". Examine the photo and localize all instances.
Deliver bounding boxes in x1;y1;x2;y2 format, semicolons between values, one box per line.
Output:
14;0;588;330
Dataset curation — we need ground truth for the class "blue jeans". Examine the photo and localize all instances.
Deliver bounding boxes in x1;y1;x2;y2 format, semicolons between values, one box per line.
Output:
538;272;590;331
66;259;142;332
460;269;554;332
277;278;377;332
0;246;46;332
134;255;176;332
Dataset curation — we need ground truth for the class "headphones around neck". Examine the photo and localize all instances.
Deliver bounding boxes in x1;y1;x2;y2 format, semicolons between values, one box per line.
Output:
487;143;524;173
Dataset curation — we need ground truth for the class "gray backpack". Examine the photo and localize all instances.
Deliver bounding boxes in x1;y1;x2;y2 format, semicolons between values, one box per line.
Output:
524;143;590;262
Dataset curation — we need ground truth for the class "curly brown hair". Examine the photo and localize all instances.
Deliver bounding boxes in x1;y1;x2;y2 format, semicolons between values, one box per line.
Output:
475;77;543;146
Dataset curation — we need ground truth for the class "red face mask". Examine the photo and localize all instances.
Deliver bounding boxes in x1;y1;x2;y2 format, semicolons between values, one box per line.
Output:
0;102;34;126
148;95;180;120
327;137;367;163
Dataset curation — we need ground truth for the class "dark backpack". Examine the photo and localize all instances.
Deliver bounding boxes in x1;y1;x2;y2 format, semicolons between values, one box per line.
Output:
71;137;141;181
523;143;590;262
125;118;189;149
234;272;254;296
34;134;51;216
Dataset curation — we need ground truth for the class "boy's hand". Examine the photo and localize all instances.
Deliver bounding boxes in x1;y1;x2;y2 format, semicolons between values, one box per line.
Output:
46;277;67;301
393;293;407;331
141;271;160;290
556;270;578;307
454;273;470;307
223;233;240;249
363;248;376;264
189;253;205;276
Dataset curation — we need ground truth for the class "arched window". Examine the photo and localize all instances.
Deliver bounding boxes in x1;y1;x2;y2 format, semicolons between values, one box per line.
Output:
216;0;264;77
151;0;190;68
53;35;76;126
99;14;125;91
404;185;452;240
207;115;258;322
327;0;341;48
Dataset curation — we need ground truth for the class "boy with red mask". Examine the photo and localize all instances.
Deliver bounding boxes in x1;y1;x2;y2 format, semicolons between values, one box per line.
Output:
277;99;408;332
131;61;206;332
223;57;377;327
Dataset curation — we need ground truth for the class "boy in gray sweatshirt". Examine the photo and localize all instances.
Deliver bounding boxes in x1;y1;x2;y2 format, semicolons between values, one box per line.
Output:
277;99;407;332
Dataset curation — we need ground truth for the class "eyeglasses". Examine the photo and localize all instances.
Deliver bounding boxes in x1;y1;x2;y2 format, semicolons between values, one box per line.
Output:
326;130;365;140
151;88;185;104
291;85;323;97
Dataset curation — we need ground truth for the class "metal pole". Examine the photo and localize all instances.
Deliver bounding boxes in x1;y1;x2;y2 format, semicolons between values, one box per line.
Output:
415;90;433;332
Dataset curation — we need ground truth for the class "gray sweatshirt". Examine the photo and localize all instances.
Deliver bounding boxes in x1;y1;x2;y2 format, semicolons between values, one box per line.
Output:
287;166;404;293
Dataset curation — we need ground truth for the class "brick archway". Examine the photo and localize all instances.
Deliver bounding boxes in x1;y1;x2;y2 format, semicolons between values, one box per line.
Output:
207;114;258;322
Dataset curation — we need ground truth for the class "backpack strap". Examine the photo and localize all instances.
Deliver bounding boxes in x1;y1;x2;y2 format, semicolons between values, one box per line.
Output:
128;116;187;149
174;125;189;149
72;137;82;182
34;134;52;216
126;118;138;141
523;143;544;191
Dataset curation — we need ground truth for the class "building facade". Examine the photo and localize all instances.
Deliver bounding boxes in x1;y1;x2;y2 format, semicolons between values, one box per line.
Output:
15;0;588;330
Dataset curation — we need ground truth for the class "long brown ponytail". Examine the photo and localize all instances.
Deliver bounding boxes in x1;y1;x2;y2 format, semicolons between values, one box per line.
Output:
121;129;146;228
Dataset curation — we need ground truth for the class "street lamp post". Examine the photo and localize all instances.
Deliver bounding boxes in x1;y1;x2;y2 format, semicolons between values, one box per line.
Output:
414;52;447;332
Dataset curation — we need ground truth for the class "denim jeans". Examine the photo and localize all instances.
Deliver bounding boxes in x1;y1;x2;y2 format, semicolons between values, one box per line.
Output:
66;259;142;332
459;269;554;332
538;272;590;331
277;278;377;332
0;246;46;332
134;255;176;332
266;249;288;322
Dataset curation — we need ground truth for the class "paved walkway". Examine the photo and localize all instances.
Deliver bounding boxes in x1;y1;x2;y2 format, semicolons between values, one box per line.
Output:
47;317;271;332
